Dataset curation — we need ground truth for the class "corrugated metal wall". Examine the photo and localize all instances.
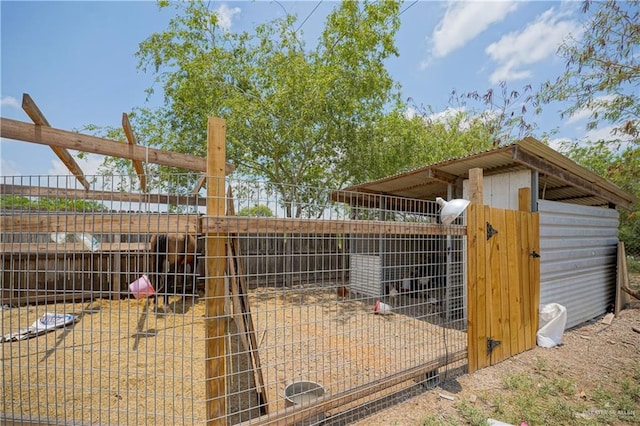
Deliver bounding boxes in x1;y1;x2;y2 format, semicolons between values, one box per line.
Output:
538;200;619;328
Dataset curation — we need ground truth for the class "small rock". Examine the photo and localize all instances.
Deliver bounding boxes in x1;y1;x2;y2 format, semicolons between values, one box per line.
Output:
601;313;614;325
438;393;455;401
469;394;478;403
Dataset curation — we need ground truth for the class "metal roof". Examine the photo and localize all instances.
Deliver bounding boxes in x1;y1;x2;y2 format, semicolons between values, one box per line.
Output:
335;137;637;210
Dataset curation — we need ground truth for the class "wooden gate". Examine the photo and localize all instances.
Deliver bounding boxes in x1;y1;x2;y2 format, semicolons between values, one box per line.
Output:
467;202;540;372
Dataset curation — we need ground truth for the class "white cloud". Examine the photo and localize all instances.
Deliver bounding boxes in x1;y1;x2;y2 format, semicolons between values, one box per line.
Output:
1;96;20;110
565;107;592;125
565;95;616;124
548;137;571;152
486;7;582;84
216;4;241;32
0;157;21;176
429;1;519;59
426;107;466;124
580;124;635;145
47;152;105;177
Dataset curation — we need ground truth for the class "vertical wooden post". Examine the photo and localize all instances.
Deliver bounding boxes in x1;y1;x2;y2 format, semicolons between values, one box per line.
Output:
111;234;121;299
468;168;484;205
205;117;228;424
518;187;531;212
467;167;485;373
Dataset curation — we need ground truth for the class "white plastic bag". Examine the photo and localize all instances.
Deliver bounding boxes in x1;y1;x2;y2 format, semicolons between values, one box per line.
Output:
74;233;100;251
537;303;567;348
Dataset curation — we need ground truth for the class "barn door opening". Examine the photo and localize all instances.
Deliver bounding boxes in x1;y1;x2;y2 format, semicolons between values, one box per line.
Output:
467;203;540;372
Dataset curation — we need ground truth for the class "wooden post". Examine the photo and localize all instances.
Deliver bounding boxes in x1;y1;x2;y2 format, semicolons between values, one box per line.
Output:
518;187;531;212
205;117;228;424
467;168;485;373
468;168;483;205
111;234;121;300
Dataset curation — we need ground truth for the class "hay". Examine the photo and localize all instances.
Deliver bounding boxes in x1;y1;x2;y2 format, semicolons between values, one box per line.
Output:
2;287;466;425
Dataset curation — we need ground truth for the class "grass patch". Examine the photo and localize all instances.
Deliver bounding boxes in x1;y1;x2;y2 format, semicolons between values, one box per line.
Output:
420;413;461;426
456;399;488;426
448;368;640;425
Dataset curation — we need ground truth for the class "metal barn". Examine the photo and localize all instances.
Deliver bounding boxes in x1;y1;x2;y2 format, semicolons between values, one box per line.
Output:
337;137;637;330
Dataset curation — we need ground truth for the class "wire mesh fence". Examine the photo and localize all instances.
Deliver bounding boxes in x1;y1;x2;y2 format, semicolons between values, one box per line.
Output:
1;174;467;425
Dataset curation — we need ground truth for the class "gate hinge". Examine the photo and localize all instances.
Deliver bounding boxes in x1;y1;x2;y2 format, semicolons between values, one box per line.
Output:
487;337;501;355
530;250;541;258
486;222;498;240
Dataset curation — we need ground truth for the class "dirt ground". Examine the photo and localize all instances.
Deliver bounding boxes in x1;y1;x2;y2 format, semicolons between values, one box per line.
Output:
1;285;466;425
352;275;640;426
3;278;637;426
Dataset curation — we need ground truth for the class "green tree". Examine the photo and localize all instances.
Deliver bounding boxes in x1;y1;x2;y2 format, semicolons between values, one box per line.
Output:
536;0;639;256
445;81;548;147
0;195;107;212
126;0;404;217
236;204;274;217
557;139;640;255
538;0;640;141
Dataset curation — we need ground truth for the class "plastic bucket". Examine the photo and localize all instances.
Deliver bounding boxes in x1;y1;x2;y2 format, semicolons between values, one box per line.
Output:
373;300;392;315
129;275;155;299
284;381;325;424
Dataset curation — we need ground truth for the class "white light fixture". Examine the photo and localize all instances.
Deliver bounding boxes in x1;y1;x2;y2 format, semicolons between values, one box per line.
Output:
435;197;470;226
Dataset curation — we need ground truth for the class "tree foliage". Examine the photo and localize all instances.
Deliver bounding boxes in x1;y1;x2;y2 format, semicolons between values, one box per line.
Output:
538;0;640;142
536;0;639;255
446;81;546;146
558;139;640;254
0;195;107;212
127;0;404;217
236;204;274;217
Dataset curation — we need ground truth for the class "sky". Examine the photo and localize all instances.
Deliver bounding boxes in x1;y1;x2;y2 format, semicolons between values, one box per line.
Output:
0;0;606;180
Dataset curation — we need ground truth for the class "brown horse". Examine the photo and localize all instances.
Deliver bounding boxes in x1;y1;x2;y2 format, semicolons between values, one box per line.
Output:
148;233;199;313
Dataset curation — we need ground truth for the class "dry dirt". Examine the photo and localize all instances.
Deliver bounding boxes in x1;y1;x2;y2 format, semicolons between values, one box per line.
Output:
3;278;638;426
352;275;640;426
1;286;465;425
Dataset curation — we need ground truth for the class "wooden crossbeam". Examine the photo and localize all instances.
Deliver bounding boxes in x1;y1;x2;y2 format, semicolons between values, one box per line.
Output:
122;113;147;192
0;213;199;234
0;117;235;175
425;167;458;184
202;216;466;236
0;183;206;207
21;94;91;190
192;173;207;195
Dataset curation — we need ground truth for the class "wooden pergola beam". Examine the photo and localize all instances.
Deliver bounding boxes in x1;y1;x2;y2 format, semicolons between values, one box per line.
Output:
192;173;207;195
122;113;147;192
425;167;458;184
1;117;235;175
21;94;91;190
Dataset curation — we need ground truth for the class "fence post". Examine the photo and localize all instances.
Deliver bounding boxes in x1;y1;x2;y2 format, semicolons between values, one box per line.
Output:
467;167;485;373
205;117;228;424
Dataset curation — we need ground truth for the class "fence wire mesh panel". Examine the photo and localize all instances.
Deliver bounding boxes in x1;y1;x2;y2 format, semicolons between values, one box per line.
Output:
1;174;467;425
202;179;468;425
1;174;207;425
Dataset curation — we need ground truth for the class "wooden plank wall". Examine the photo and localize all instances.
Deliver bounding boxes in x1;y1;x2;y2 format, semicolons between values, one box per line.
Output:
467;203;540;372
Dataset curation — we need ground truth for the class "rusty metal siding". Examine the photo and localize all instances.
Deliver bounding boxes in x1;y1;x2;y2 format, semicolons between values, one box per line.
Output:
538;200;619;328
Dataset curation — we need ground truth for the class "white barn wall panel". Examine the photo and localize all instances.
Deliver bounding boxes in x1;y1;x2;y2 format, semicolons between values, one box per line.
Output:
463;169;531;210
538;200;619;328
